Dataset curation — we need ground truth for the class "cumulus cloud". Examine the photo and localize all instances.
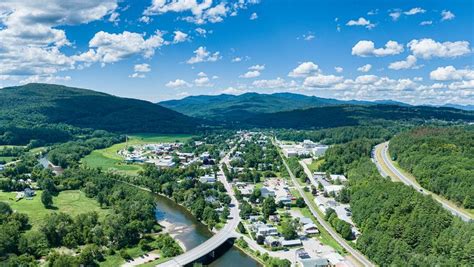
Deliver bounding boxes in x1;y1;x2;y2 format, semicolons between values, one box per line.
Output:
288;62;320;77
346;17;375;29
303;74;343;88
186;46;221;64
74;31;164;65
420;21;432;26
389;10;402;21
352;40;404;57
130;63;151;78
407;39;471;59
388;55;419;70
404;7;425;15
0;0;118;79
441;10;455;21
194;76;212;86
173;31;189;43
334;67;344;73
240;70;261;78
249;64;265;71
143;0;259;25
166;79;192;88
232;57;242;62
250;12;258;20
252;78;297;89
357;64;372;72
430;66;474;81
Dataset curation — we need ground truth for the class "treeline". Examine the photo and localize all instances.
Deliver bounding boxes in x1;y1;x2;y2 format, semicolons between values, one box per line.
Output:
390;127;474;208
48;132;124;168
320;137;473;266
276;125;398;144
0;124;73;146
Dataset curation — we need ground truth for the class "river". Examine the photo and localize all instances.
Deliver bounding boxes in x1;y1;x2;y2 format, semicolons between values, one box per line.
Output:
154;195;260;267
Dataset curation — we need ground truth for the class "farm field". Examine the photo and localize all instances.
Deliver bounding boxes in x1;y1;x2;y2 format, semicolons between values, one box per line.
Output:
81;134;195;175
0;190;110;228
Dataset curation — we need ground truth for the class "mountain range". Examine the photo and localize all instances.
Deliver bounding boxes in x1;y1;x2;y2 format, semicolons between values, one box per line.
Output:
1;83;472;133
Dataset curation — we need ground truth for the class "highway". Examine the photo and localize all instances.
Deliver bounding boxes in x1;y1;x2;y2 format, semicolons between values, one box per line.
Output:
373;142;472;222
158;148;241;267
275;146;374;267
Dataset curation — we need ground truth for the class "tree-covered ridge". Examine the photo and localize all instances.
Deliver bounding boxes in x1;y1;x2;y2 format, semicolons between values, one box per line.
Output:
0;83;200;133
244;105;474;129
317;136;473;266
390;127;474;208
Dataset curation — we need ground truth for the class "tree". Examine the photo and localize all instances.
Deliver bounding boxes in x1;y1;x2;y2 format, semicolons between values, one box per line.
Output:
19;230;49;258
295;197;306;208
281;221;297;240
0;202;12;215
256;234;265;245
220;206;230;221
262;197;277;219
41;190;53;208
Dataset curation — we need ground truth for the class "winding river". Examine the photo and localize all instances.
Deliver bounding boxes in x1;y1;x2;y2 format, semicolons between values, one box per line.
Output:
154;195;260;267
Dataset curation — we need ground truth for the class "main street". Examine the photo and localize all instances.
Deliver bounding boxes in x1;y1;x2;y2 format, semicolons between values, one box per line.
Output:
373;142;472;222
274;140;374;267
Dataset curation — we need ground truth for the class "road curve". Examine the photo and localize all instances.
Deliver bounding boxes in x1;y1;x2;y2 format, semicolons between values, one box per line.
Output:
374;142;472;222
276;147;374;266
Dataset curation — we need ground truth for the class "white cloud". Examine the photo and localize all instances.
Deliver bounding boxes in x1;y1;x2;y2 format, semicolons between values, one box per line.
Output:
221;87;246;95
389;11;401;21
134;63;151;73
388;55;418;70
173;31;189;43
195;27;209;36
288;62;320;77
129;73;146;79
0;0;118;79
197;72;207;77
109;12;120;23
139;16;151;23
232;57;242;62
250;12;258;20
334;67;344;73
249;64;265;71
352;40;404;57
357;64;372;72
186;46;221;64
166;79;192;88
252;77;297;89
144;0;259;25
240;70;261;78
404;7;425;16
75;31;164;65
407;39;471;59
303;74;343;88
194;76;212;87
420;21;432;26
441;10;455;21
430;66;474;81
346;17;375;29
298;32;315;41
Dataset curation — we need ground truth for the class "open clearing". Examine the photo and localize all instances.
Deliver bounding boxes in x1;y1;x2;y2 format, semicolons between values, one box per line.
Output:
81;134;194;175
0;190;110;228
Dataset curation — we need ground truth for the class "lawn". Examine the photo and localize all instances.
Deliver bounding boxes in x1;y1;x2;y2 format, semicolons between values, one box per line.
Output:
307;158;325;172
81;134;195;175
0;156;15;163
0;190;110;228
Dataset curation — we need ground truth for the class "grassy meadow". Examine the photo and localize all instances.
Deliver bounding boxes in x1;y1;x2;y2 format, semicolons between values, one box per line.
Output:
81;133;195;175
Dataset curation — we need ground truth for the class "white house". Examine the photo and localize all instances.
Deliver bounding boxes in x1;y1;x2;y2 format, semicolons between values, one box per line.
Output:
199;174;216;184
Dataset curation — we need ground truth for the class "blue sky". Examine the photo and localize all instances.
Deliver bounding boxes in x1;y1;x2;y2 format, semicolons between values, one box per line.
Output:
0;0;473;105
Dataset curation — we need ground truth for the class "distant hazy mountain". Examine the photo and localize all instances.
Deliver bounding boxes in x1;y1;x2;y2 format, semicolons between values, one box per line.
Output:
0;83;200;133
159;92;395;120
441;104;474;111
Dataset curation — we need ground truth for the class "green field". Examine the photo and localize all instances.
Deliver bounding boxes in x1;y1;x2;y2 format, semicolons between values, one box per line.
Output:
0;190;110;228
81;134;194;175
307;158;324;172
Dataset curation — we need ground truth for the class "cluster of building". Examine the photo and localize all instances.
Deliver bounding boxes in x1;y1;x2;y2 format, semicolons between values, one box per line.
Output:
278;139;329;158
260;178;295;205
120;142;214;169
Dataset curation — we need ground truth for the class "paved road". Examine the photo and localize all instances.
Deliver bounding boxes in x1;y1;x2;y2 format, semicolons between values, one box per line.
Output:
158;148;241;267
374;142;472;222
276;150;373;266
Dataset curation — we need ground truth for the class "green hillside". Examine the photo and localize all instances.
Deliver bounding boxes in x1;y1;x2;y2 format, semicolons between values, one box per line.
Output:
0;83;200;133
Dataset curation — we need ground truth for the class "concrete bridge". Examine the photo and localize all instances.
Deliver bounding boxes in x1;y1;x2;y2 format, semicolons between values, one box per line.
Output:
158;149;241;267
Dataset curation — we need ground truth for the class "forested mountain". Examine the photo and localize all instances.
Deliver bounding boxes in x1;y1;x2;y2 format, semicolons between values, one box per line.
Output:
390;127;474;208
159;92;385;119
0;83;200;133
243;105;474;129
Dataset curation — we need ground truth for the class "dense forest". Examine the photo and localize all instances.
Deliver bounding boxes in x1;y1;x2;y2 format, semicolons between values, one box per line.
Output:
390;127;474;208
0;83;201;134
318;135;473;266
